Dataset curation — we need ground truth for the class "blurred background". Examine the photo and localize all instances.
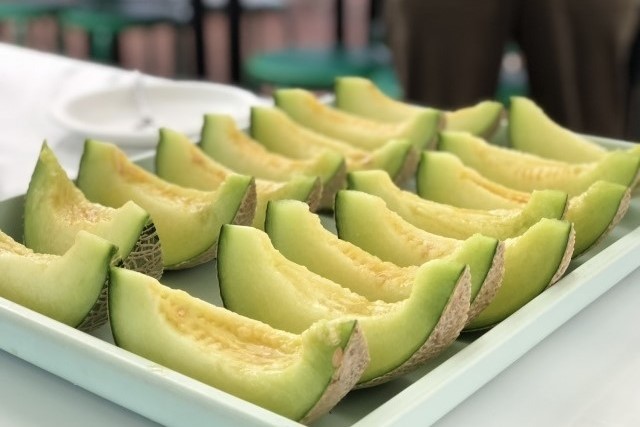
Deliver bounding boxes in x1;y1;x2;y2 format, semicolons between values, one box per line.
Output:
3;0;638;140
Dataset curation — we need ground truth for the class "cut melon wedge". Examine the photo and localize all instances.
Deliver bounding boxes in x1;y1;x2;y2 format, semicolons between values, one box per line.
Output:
199;114;346;209
155;128;321;229
334;76;503;137
439;131;640;195
76;139;256;269
24;143;163;279
416;151;631;256
333;190;574;329
250;106;418;187
268;197;503;321
0;229;115;330
109;267;369;423
509;96;609;162
274;87;442;150
347;169;568;240
218;224;471;387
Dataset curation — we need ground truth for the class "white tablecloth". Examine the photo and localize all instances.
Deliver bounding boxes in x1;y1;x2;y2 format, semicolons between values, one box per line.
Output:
1;42;640;427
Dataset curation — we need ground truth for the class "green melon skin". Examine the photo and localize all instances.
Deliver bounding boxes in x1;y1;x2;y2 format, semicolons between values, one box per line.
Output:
108;267;369;424
155;127;319;229
218;224;471;386
24;143;163;280
334;76;503;138
76;139;256;269
438;131;640;196
332;190;575;330
0;229;115;330
274;87;442;150
249;106;418;187
508;96;608;163
347;169;567;241
416;151;631;256
267;197;503;322
466;219;574;330
199;113;346;210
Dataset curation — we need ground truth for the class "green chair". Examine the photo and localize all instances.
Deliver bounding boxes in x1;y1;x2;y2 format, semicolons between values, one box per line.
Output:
58;0;192;63
0;0;72;46
242;0;402;98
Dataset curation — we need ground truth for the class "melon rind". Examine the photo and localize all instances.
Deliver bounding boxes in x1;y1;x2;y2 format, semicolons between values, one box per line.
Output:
24;142;163;279
333;190;504;321
0;229;115;331
334;76;503;138
438;131;640;196
76;139;256;269
155;128;321;229
250;106;417;187
218;224;471;386
275;87;442;150
416;150;631;256
347;169;568;240
199;114;346;210
108;266;369;423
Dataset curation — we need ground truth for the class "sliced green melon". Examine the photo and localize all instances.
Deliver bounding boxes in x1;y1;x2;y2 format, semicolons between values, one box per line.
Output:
509;96;609;162
274;88;442;150
155;128;320;229
334;76;503;137
416;151;631;256
439;131;640;195
199;114;346;209
347;169;568;240
218;224;471;387
333;190;574;330
0;229;115;330
24;143;163;279
250;106;418;186
267;198;503;321
109;267;368;423
76;139;256;269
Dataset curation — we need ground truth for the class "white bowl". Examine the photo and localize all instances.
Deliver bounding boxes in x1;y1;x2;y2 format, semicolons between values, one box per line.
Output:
52;79;263;147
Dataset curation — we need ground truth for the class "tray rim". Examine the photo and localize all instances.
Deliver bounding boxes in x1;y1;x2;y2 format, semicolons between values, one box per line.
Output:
0;135;638;427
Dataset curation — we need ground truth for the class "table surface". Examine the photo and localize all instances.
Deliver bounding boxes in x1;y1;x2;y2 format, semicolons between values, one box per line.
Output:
1;43;640;427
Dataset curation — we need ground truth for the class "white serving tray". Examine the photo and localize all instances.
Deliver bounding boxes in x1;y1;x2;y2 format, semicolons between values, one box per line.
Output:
0;137;638;427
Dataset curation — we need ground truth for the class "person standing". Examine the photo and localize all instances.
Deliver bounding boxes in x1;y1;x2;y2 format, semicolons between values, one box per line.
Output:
384;0;640;138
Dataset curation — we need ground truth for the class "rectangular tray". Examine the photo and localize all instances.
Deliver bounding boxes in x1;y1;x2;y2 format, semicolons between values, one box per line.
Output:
1;136;639;427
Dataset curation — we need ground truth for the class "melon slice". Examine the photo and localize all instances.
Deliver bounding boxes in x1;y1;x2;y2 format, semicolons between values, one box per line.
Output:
416;151;631;256
76;139;256;269
274;87;442;150
267;198;503;322
439;131;640;195
109;267;368;423
24;143;163;279
509;96;610;162
199;114;346;209
250;106;418;187
333;190;574;330
334;76;504;138
347;169;568;240
0;229;115;330
218;224;471;387
155;128;321;229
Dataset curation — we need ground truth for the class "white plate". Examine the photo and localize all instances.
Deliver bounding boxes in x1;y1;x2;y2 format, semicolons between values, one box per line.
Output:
51;79;263;147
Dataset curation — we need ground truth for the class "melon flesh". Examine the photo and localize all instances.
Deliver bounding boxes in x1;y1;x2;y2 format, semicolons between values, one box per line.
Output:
155;128;321;229
218;224;471;386
250;106;418;187
416;150;631;256
0;230;115;330
109;267;369;423
76;139;256;269
24;142;163;279
439;131;640;196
